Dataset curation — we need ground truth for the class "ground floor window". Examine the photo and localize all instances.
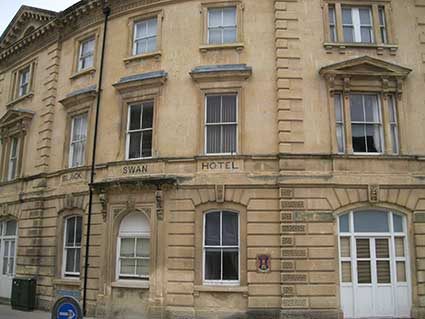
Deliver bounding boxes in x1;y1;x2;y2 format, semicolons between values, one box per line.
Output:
63;216;82;277
203;210;239;285
338;209;411;318
117;212;150;280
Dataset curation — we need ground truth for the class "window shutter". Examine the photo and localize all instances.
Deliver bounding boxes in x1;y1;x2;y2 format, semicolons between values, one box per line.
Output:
357;261;371;283
377;260;391;283
375;239;389;258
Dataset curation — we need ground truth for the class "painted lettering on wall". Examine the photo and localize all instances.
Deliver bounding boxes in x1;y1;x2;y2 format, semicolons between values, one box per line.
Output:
201;161;239;170
122;165;148;175
62;172;83;183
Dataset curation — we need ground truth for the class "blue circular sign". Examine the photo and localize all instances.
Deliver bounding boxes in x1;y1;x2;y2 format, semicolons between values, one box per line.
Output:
52;297;82;319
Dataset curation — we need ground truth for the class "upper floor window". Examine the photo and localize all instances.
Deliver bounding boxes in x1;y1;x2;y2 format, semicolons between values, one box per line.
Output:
205;94;237;155
78;37;95;71
126;102;153;159
208;7;237;45
204;211;239;284
63;216;82;277
133;18;157;56
18;67;30;97
69;113;88;168
117;212;150;280
325;2;391;46
319;56;411;156
7;137;19;181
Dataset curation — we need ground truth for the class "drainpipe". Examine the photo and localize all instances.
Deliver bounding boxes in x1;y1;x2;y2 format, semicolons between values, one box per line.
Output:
83;4;110;316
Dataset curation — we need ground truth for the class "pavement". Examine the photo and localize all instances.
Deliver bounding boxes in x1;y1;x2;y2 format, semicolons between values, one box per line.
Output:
0;303;50;319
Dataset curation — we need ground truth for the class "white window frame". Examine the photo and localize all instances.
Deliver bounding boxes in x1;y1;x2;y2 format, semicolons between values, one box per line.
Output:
378;6;388;44
7;137;19;181
338;210;411;298
78;37;95;71
62;216;82;278
350;93;384;155
18;67;30;97
133;17;157;56
69;113;88;168
207;7;237;45
204;94;238;156
342;6;374;43
388;94;399;155
116;234;150;280
125;102;154;160
334;94;346;153
202;210;240;286
328;5;337;42
0;220;17;277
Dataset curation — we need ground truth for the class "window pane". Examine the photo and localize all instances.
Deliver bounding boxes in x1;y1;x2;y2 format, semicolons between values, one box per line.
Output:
208;29;222;44
120;258;136;275
222;250;238;280
223;125;237;153
66;218;76;246
350;95;364;121
375;239;389;258
2;257;7;275
393;214;404;233
366;125;381;153
147;37;156;52
142;103;154;129
205;249;221;280
397;261;406;282
343;27;354;42
395;237;405;257
147;18;157;37
329;7;335;24
354;211;389;232
377;261;391;283
9;257;14;275
356;239;370;258
135;39;147;55
342;8;353;24
360;27;372;43
75;248;80;273
336;125;345;153
223;28;237;43
222;212;238;246
142;131;152;158
357;261;372;283
5;220;17;236
352;124;367;152
359;8;371;25
136;238;150;257
135;21;147;38
341;261;352;282
129;132;142;159
121;238;135;257
222;95;237;122
330;26;336;42
206;96;221;123
223;7;236;26
136;259;149;276
206;126;221;154
339;214;349;232
205;212;220;246
66;248;76;272
75;217;82;245
364;95;379;122
129;105;141;130
334;95;343;122
208;9;222;27
340;237;351;257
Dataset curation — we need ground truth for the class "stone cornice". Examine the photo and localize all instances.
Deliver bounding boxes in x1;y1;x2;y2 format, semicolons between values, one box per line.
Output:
189;64;252;83
59;85;98;110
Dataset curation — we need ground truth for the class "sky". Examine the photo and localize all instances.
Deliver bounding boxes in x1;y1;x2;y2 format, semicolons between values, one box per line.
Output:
0;0;80;36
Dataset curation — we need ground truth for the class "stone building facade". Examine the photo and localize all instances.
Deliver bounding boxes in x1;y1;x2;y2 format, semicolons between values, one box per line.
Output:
0;0;424;318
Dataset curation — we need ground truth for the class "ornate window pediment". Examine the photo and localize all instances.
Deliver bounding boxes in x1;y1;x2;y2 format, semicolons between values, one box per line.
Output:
0;108;34;137
319;56;411;95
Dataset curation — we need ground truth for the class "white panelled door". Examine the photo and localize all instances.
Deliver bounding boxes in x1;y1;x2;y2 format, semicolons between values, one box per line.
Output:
339;210;411;318
0;220;17;299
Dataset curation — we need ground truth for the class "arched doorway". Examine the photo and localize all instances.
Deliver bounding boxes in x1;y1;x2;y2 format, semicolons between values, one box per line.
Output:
0;219;18;299
338;209;411;318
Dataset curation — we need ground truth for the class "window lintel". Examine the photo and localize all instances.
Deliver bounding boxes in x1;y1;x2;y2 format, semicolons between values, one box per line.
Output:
113;71;167;99
59;85;97;112
0;108;34;138
190;64;252;84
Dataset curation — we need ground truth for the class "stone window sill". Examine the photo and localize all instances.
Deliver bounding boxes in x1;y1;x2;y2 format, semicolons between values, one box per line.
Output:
199;43;244;53
123;51;161;65
6;92;34;108
111;280;149;289
70;67;96;80
193;285;248;293
53;278;81;286
324;42;398;55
